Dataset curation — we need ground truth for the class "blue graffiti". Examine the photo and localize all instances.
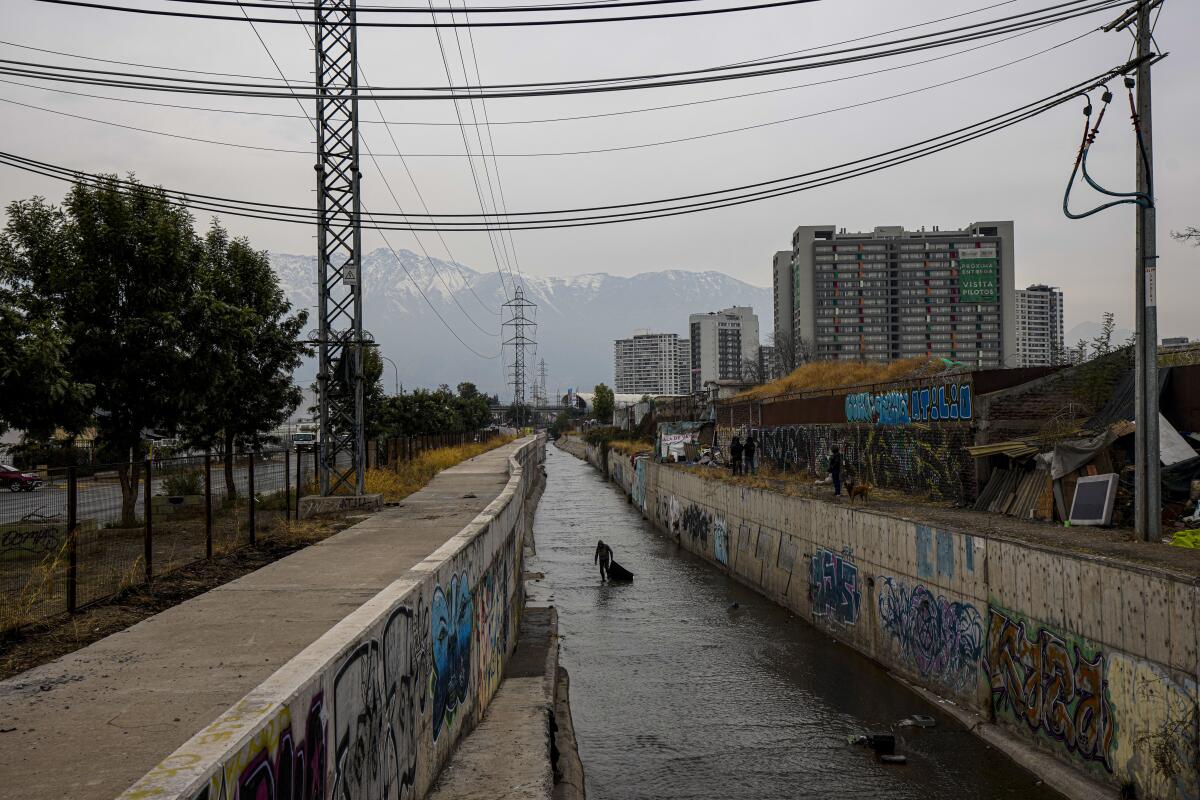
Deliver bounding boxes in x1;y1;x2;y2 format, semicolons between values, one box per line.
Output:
714;518;729;566
431;573;472;739
845;390;910;425
910;383;972;422
809;548;861;625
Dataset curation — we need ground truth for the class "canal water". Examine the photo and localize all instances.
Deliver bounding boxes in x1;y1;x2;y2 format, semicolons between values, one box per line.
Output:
529;445;1063;800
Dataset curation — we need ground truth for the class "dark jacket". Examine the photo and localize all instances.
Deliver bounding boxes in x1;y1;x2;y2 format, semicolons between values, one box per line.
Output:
730;440;744;460
829;451;843;475
744;438;757;458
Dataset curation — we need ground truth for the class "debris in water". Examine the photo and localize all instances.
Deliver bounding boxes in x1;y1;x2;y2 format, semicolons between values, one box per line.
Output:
911;714;936;728
729;602;740;610
880;755;907;765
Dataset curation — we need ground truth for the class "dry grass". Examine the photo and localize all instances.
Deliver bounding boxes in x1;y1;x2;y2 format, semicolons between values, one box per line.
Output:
609;440;653;456
364;435;518;502
0;541;70;634
737;357;938;400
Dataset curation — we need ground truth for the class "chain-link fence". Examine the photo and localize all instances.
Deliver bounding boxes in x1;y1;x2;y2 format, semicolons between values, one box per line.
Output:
0;449;318;631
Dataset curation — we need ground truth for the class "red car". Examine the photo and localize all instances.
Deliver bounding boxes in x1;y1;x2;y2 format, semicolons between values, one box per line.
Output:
0;464;43;492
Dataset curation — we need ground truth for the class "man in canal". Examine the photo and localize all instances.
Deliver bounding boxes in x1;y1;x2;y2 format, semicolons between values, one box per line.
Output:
829;445;843;497
595;539;614;582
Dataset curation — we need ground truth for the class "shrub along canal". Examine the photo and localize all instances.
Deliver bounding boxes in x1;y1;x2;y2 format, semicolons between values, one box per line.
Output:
530;444;1064;800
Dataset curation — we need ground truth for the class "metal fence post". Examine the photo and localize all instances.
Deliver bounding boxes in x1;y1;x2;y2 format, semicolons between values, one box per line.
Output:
67;466;78;613
204;451;213;559
144;458;153;583
295;448;303;518
248;451;256;545
285;448;291;522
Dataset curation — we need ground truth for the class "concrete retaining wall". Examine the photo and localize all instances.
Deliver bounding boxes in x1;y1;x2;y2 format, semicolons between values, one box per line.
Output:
121;437;546;800
600;449;1199;800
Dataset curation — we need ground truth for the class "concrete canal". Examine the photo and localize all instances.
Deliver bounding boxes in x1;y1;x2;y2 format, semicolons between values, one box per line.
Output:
531;445;1064;800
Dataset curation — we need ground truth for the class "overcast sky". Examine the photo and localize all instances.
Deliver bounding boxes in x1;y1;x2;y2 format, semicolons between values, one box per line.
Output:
3;0;1198;349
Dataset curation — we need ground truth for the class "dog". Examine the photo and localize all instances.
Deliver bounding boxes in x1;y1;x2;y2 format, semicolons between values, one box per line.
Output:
846;479;872;504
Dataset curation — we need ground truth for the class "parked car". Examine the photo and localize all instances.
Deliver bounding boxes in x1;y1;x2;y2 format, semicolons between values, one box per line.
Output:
0;464;43;492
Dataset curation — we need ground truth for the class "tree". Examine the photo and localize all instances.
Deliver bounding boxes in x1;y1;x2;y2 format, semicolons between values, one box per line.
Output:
0;177;202;524
1172;226;1199;246
183;223;308;496
742;356;766;386
592;383;614;423
770;329;809;376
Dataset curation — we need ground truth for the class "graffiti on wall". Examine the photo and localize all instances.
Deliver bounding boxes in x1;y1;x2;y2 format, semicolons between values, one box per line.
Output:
632;456;648;512
713;517;729;566
431;573;473;741
330;601;428;800
809;548;861;626
475;548;513;710
749;423;974;504
876;577;982;693
983;606;1116;771
680;503;711;546
844;383;972;425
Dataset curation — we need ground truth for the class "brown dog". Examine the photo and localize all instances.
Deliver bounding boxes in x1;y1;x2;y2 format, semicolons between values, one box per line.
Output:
846;479;872;504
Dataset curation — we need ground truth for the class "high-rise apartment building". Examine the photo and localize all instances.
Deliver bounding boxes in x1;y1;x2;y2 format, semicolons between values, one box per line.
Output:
772;250;793;349
613;331;691;396
688;306;761;392
790;222;1016;366
1015;284;1064;367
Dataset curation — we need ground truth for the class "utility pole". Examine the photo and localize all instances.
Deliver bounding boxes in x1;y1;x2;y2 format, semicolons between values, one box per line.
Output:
314;0;365;496
1130;1;1160;540
502;287;537;429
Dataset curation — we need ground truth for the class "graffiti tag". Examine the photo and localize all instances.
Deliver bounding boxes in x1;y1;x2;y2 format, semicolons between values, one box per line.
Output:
983;607;1115;770
809;548;860;626
876;577;982;692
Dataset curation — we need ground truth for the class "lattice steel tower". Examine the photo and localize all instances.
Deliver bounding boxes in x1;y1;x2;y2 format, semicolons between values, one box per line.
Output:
502;287;537;427
314;0;365;495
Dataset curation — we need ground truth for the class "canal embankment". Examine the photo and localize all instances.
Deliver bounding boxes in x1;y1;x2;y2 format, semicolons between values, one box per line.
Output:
566;439;1199;800
0;436;545;800
537;443;1064;800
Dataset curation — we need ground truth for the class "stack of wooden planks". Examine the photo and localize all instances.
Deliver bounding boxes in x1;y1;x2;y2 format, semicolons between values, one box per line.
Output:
973;467;1055;520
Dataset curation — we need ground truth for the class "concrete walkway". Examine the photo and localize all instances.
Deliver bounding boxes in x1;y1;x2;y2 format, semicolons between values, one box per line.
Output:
0;441;525;800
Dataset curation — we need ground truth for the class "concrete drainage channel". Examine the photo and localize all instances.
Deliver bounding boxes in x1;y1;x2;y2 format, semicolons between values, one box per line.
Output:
105;436;577;800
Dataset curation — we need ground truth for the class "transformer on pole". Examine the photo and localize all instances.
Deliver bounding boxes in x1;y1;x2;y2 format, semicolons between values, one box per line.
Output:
502;287;537;428
314;0;365;495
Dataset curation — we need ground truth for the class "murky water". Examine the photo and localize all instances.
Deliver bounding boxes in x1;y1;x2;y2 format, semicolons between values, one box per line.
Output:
529;447;1063;800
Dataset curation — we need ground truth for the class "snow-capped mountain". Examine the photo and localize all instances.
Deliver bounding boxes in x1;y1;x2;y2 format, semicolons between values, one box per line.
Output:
271;247;772;396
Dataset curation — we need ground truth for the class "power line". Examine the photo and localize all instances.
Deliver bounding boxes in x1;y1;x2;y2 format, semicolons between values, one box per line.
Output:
5;0;1127;99
425;0;521;295
237;3;502;358
0;60;1142;231
0;27;1096;159
0;23;1054;128
31;0;825;27
0;0;1038;120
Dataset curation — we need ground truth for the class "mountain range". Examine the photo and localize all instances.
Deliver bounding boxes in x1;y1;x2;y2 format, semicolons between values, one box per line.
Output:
270;248;773;397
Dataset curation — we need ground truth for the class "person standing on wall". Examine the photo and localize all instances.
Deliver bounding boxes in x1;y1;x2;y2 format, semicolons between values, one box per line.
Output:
595;539;614;582
730;435;744;476
829;445;843;497
744;433;757;476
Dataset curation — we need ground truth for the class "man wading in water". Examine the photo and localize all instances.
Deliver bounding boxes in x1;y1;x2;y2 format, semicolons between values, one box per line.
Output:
595;539;614;582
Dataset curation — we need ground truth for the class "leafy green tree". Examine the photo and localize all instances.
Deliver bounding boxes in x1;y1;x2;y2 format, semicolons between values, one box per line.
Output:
0;178;202;524
183;223;308;496
592;383;615;423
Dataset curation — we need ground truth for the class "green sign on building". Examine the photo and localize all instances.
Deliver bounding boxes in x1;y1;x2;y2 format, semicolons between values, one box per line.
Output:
959;257;998;303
